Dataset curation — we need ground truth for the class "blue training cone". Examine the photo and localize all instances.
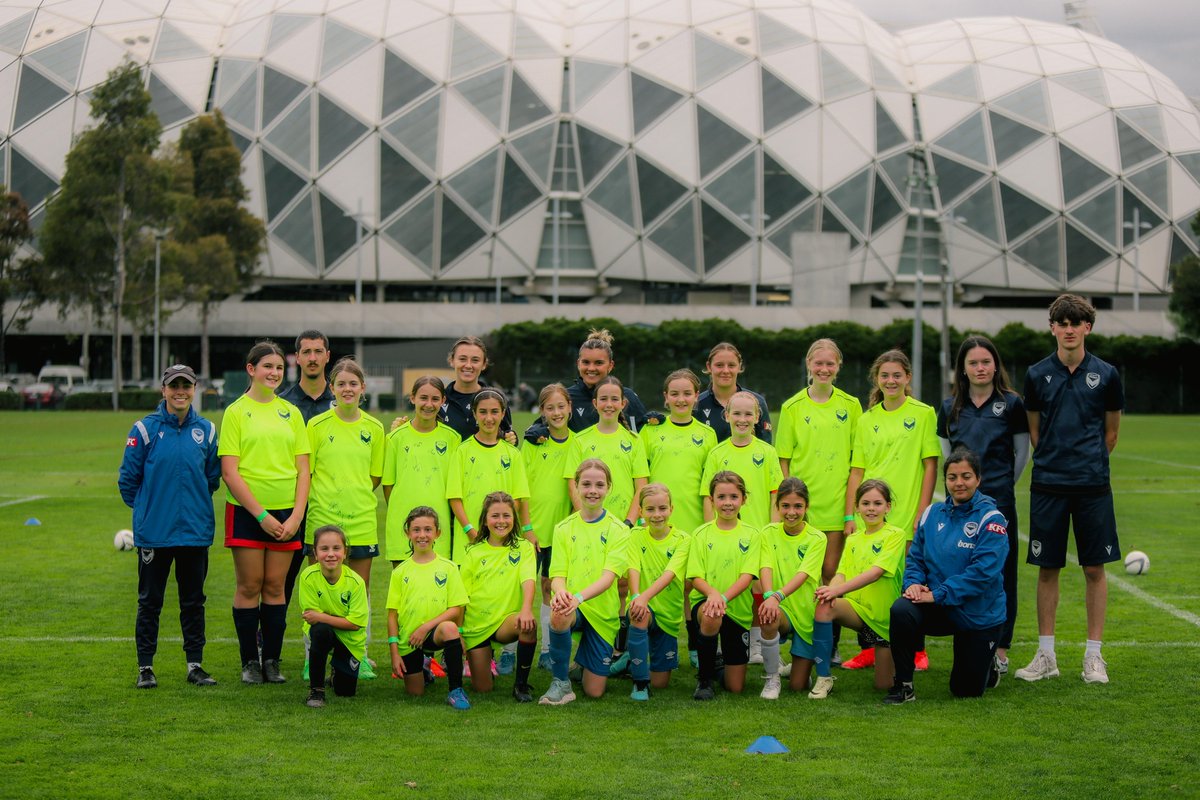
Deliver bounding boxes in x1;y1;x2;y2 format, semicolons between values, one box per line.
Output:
746;735;789;755
24;517;41;526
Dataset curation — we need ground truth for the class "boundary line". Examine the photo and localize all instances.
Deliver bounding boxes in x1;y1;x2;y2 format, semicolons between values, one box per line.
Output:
1112;453;1200;471
0;494;46;508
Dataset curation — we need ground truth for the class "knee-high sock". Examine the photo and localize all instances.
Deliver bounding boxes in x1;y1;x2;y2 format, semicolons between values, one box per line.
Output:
443;638;464;691
539;603;551;653
628;625;650;684
615;614;630;652
697;630;719;683
761;634;781;677
259;603;287;662
232;606;259;665
813;621;833;677
550;626;573;682
516;640;536;686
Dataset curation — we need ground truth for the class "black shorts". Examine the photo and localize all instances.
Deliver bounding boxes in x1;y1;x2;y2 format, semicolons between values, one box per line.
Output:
691;603;750;666
1028;488;1120;568
399;631;440;675
858;625;890;649
538;546;552;578
224;503;302;551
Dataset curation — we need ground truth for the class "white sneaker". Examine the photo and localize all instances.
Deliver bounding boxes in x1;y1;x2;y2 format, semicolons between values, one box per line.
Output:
748;629;763;665
1014;649;1060;682
760;675;781;700
778;660;792;678
1082;653;1109;684
808;675;835;700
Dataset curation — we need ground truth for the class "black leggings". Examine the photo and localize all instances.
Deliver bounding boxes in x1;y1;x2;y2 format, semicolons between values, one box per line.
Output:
309;622;359;696
136;546;208;666
890;598;1000;697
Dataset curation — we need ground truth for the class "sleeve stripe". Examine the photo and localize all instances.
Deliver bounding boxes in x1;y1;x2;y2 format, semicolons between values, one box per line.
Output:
207;422;216;444
134;420;150;445
980;509;1003;525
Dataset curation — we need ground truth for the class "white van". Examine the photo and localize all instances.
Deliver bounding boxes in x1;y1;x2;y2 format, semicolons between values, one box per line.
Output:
37;365;88;392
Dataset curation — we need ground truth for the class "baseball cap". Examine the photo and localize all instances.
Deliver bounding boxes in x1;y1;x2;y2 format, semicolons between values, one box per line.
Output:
162;364;198;386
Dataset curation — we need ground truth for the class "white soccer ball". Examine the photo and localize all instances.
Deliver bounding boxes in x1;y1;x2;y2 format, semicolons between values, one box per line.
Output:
1124;550;1149;575
114;529;135;551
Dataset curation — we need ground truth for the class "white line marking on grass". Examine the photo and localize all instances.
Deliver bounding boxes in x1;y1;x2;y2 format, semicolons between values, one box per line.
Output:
1109;489;1200;494
1112;453;1200;471
0;495;46;508
1020;533;1200;629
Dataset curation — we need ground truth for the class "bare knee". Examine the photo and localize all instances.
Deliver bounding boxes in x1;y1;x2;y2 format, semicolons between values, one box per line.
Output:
1082;565;1107;584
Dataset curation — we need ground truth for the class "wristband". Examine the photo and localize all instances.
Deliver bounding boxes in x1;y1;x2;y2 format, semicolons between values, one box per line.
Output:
462;523;474;534
843;514;854;522
387;636;400;645
573;592;584;603
777;589;787;601
631;593;641;601
255;510;270;523
624;519;635;529
764;590;778;602
719;592;728;603
521;524;533;533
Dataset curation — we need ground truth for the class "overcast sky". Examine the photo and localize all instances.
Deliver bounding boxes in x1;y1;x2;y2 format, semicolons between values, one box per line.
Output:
854;0;1199;98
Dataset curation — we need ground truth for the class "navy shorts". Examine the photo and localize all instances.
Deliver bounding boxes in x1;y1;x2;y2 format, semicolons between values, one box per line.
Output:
399;630;440;675
690;603;750;666
645;613;680;673
537;546;552;578
569;610;616;677
778;608;815;659
224;503;301;551
1028;488;1120;568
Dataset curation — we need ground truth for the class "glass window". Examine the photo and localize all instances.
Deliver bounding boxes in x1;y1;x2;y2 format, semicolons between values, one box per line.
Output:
821;203;862;248
1059;143;1110;205
456;65;505;129
1121;188;1164;246
216;59;255;105
383;191;435;270
707;152;756;220
1064;222;1110;281
1069;185;1118;246
875;100;906;153
931;152;986;206
1127;160;1168;213
575;123;622;186
636;155;689;227
989;110;1042;164
992;81;1049;127
701;200;749;273
1120;108;1165;146
450;21;502;80
228;128;251;155
695;33;747;88
514;18;557;59
819;48;866;100
13;64;66;130
1176;152;1200;186
537;199;594;269
698;105;751;178
929;66;979;100
878;152;912;199
551;122;579;192
953;182;1001;244
826;167;871;235
155;22;206;61
27;30;86;85
511;122;558;185
318;191;357;269
0;12;32;55
317;94;368;170
933;110;988;166
589;155;636;228
631;72;684;135
1053;69;1107;106
384;95;440;172
1171;231;1197;267
649;199;697;272
382;50;435;119
1013;222;1061;282
9;146;57;208
1116;117;1160;171
448;149;500;223
262;67;306;129
870;172;904;234
509;70;552;132
499;154;542;224
381;140;432;221
272;192;318;268
999;182;1053;243
148;72;192;127
321;19;371;78
761;66;813;133
265;95;311;171
766;203;817;258
220;66;258;132
439;192;487;267
897;214;941;275
268;14;314;51
262;150;308;222
758;14;810;53
572;59;619;108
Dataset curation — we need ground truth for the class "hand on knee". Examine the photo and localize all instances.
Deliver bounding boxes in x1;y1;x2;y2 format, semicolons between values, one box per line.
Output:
436;620;460;641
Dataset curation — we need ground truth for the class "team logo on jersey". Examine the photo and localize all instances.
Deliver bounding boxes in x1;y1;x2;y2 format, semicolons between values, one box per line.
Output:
1044;375;1051;384
469;456;476;465
963;521;979;538
402;576;410;584
752;454;765;467
600;533;608;545
836;409;849;423
360;430;372;445
277;408;291;421
937;522;945;531
691;435;705;446
620;440;632;453
1086;372;1100;389
666;548;675;558
903;417;916;430
541;452;549;460
315;589;323;598
158;431;164;439
140;547;154;564
126;436;137;448
435;441;448;454
738;538;750;553
804;415;811;425
703;409;711;419
576;408;586;417
500;456;511;470
796;544;807;559
873;424;879;433
1031;540;1042;557
340;590;351;607
707;542;714;550
992;401;1006;417
191;428;204;444
508;552;521;566
441;403;450;415
328;435;335;443
871;542;882;554
433;571;448;587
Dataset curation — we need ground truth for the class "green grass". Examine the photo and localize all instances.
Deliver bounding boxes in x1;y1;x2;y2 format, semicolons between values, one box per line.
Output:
2;411;1198;798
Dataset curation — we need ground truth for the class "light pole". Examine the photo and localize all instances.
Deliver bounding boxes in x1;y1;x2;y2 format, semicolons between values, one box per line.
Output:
346;200;366;362
1123;207;1152;312
739;200;769;307
939;214;966;398
152;227;170;378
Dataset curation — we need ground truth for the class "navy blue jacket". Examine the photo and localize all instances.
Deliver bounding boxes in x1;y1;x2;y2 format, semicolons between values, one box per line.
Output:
441;379;514;440
118;402;221;548
905;492;1008;630
566;377;648;433
693;384;772;443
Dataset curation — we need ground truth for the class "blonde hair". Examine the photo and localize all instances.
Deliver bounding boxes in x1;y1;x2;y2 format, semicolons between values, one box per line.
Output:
805;338;843;385
639;482;672;506
538;382;570;408
662;368;701;394
579;328;615;360
574;458;612;485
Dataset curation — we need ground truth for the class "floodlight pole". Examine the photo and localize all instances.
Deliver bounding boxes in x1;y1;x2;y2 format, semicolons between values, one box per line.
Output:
348;199;365;363
551;193;561;306
153;230;163;378
1124;207;1150;313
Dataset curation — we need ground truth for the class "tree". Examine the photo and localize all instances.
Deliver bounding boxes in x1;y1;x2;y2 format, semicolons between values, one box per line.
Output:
0;190;36;372
172;111;264;379
40;61;171;408
1169;213;1200;339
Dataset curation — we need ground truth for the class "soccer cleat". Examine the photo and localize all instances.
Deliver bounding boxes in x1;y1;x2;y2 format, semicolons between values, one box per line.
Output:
1015;650;1060;682
358;660;377;680
748;638;764;665
186;666;217;686
986;655;1003;690
428;658;446;678
498;651;515;675
840;648;875;670
882;681;915;704
538;679;577;706
630;685;649;702
914;650;930;671
490;659;499;677
446;687;471;710
262;659;286;684
511;683;534;703
302;660;310;681
1081;653;1109;684
689;650;699;669
537;652;554;671
760;675;781;700
778;661;792;678
305;689;326;708
136;667;157;689
608;650;631;677
692;681;716;701
241;661;263;685
995;656;1009;675
808;675;835;700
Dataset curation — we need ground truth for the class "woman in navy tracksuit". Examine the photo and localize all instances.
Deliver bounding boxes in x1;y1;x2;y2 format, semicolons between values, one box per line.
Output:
118;365;222;689
885;448;1008;703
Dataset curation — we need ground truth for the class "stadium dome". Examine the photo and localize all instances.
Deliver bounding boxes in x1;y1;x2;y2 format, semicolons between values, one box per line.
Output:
2;0;1199;302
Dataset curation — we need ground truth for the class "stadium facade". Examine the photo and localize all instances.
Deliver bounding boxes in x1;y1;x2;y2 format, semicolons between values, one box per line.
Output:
3;0;1200;324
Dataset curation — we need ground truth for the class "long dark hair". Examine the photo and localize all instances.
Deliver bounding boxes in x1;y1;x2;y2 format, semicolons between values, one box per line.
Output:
867;350;912;408
948;336;1015;424
593;375;630;430
470;491;520;549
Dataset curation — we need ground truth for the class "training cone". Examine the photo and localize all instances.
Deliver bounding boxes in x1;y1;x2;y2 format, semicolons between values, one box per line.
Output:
745;735;789;755
25;518;41;526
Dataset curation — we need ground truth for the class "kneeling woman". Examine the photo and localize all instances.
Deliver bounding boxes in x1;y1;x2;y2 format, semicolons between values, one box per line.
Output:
298;526;368;708
885;449;1008;703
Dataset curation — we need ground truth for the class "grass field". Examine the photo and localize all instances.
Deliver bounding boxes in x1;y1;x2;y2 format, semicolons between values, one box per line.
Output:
2;411;1198;799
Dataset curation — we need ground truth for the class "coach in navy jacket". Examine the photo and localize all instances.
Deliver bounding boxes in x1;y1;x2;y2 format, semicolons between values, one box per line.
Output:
886;448;1008;702
118;365;221;688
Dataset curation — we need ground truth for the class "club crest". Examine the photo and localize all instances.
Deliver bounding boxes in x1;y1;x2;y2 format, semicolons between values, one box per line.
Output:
600;533;608;545
963;521;979;538
360;430;372;445
903;417;916;430
992;401;1006;417
140;547;154;564
1086;372;1100;389
435;441;448;454
1031;540;1042;557
752;454;764;467
738;538;750;553
277;408;291;421
871;542;882;554
575;408;586;417
508;552;521;565
620;440;632;453
191;428;204;445
796;545;806;559
434;571;448;587
836;409;849;423
500;456;511;470
691;435;705;446
340;590;351;606
937;522;945;531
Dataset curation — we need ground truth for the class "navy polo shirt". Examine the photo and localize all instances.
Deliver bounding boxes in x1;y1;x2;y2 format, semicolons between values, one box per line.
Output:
1023;351;1123;489
277;382;335;425
440;380;514;440
566;378;648;434
937;390;1028;507
693;385;772;443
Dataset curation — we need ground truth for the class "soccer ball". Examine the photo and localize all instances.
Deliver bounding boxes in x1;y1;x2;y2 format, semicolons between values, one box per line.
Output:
114;529;135;551
1123;550;1149;575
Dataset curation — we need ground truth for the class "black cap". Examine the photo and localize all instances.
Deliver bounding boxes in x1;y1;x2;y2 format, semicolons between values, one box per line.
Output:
162;364;197;386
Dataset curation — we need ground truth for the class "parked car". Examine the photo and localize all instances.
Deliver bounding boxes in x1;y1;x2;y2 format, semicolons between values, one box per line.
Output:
21;365;88;409
0;372;36;393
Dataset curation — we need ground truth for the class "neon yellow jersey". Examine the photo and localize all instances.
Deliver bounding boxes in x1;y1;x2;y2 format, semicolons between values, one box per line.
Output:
851;397;940;537
639;419;715;534
836;522;907;640
759;522;826;643
686;520;761;629
445;437;530;564
700;437;784;529
774;387;862;530
382;422;459;562
297;563;369;661
460;539;537;650
549;511;630;646
628;526;690;638
218;394;310;509
384;556;468;656
306;410;384;546
522;432;574;549
564;426;650;522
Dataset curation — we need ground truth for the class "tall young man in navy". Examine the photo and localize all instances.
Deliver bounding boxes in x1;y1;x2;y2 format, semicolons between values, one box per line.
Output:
1016;295;1123;685
119;365;221;688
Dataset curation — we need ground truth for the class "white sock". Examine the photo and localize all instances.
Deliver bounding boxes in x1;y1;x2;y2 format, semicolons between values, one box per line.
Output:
503;640;517;656
1037;635;1055;655
1085;639;1102;657
303;632;311;662
187;661;201;671
749;626;762;647
761;635;780;677
540;603;551;653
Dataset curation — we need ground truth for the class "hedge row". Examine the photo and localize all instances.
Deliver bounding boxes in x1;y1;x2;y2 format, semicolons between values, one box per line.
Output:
63;390;162;411
0;392;20;410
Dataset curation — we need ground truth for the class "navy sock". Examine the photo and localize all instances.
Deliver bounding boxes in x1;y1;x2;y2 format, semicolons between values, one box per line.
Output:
813;621;833;678
697;631;719;683
628;624;650;682
443;638;464;691
615;614;630;652
258;603;287;662
550;626;573;682
515;640;536;686
232;607;259;665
